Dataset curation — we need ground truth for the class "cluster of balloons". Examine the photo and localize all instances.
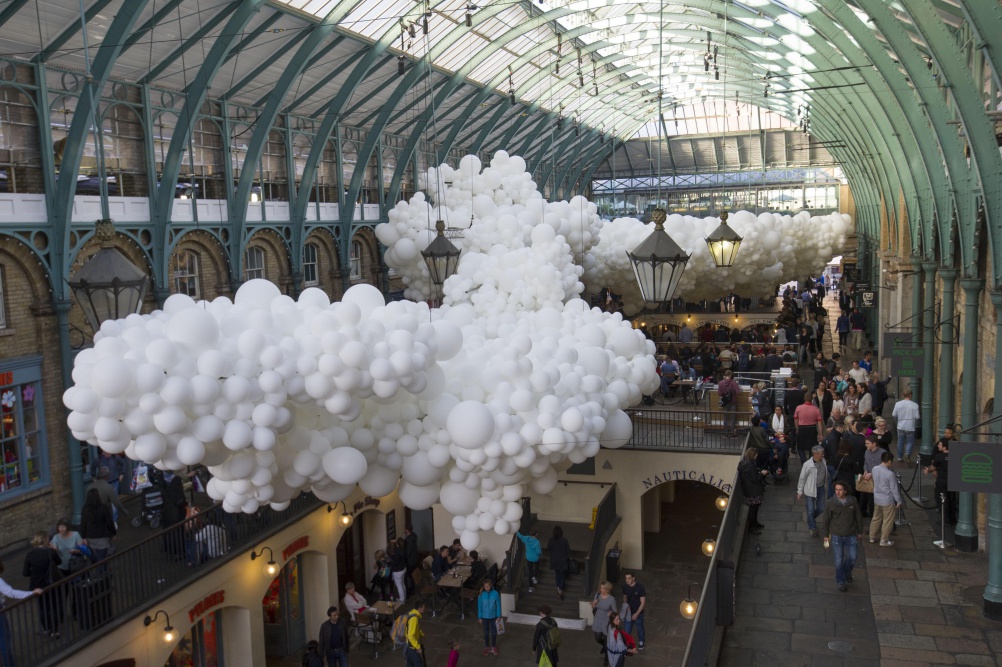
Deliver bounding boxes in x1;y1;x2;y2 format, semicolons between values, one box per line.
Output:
582;210;851;314
64;150;666;549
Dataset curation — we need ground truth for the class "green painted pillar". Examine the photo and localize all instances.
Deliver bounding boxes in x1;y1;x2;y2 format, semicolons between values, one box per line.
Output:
955;277;982;552
984;292;1002;619
919;262;937;462
54;299;86;523
910;267;923;400
937;270;958;432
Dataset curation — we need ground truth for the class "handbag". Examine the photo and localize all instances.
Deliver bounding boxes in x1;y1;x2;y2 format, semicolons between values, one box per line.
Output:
495;617;506;635
855;475;874;493
538;652;554;667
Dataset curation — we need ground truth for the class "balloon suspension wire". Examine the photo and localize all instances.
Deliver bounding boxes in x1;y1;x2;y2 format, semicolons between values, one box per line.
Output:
656;0;664;210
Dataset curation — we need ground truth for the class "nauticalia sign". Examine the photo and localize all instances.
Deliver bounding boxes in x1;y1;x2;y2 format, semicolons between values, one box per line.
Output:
641;469;732;494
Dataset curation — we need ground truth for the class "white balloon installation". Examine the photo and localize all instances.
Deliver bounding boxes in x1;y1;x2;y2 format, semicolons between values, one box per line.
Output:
65;149;847;545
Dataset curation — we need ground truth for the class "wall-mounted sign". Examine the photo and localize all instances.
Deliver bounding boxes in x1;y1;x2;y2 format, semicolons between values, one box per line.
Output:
282;535;309;562
386;509;396;543
860;291;877;308
949;441;1002;493
640;469;733;494
188;590;225;623
882;331;924;378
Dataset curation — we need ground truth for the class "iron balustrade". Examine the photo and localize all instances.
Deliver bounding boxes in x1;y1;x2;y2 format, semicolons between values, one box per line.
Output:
625;408;751;452
582;483;619;597
2;493;323;667
502;496;531;594
681;437;747;667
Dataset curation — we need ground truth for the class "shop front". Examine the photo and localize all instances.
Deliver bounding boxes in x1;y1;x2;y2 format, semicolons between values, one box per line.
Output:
262;554;306;657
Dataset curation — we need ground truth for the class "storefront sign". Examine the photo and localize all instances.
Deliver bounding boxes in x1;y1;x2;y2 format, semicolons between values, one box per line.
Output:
282;535;310;561
0;372;12;386
949;441;1002;493
188;590;225;623
859;291;876;308
350;496;381;514
882;331;925;378
641;469;732;493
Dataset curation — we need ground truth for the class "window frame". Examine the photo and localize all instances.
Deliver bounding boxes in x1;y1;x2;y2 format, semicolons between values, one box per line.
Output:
303;242;319;287
0;265;6;329
350;241;362;281
245;246;266;281
0;356;49;501
171;250;201;299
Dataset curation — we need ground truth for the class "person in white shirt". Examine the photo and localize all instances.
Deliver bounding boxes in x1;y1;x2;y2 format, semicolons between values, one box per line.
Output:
343;582;369;621
847;361;869;385
891;388;921;461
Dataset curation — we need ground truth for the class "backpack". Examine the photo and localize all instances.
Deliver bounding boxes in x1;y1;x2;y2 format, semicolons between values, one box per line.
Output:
541;618;561;650
391;611;416;648
737;351;750;372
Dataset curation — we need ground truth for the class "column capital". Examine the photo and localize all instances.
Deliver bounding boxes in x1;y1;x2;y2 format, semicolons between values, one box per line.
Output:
938;268;959;281
962;278;986;294
921;260;938;273
991;290;1002;307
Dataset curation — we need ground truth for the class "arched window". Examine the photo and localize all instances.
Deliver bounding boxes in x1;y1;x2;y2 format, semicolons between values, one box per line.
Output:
350;241;362;280
303;243;319;287
245;246;265;281
171;250;200;299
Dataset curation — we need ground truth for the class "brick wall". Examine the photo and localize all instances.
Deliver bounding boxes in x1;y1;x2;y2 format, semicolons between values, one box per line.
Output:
0;237;72;548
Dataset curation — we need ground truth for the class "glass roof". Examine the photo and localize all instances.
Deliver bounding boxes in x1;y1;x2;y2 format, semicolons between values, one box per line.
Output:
260;0;929;138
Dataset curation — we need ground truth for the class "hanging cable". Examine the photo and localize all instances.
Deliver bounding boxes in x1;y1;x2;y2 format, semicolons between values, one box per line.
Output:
655;0;664;208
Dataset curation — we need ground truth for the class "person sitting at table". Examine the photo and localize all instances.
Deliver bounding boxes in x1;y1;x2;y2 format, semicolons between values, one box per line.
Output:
464;550;488;589
449;538;468;562
343;582;369;621
431;545;455;582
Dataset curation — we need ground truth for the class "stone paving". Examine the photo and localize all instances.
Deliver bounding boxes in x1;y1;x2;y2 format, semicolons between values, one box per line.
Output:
719;291;1001;667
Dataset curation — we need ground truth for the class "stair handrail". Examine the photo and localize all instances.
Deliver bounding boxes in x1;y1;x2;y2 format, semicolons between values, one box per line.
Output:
502;496;531;593
582;483;619;597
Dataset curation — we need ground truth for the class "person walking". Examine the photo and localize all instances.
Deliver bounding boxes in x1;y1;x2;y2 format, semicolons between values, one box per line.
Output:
0;559;43;667
820;481;864;592
605;611;637;667
590;581;617;665
620;572;646;650
546;526;571;600
796;446;829;537
869;451;902;545
738;448;768;534
402;599;428;667
404;525;419;598
517;529;542;593
476;579;502;656
717;370;741;438
390;539;408;603
848;308;866;350
21;532;62;639
532;605;560;666
891;389;920;461
318;606;351;667
79;487;117;561
793;393;824;465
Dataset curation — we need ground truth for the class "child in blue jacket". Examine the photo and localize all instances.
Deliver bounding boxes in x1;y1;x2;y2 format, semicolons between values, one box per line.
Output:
517;529;542;592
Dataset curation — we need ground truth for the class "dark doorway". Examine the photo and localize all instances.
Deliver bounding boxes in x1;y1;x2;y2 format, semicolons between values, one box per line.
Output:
336;518;366;601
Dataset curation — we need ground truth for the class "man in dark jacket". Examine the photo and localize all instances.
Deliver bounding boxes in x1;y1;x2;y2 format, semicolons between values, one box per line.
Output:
404;524;419;596
867;371;892;418
783;379;805;417
764;346;783;373
820;481;864;592
318;606;351;666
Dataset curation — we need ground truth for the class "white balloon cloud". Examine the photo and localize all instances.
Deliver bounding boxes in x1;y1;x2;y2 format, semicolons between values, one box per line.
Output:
65;150;846;544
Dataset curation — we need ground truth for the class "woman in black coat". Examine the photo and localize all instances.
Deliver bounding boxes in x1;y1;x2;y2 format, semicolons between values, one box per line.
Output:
546;526;571;600
738;448;768;534
80;487;117;561
22;531;63;638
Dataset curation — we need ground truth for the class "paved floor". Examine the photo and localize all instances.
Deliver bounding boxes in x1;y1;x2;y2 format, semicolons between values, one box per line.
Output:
719;292;1000;667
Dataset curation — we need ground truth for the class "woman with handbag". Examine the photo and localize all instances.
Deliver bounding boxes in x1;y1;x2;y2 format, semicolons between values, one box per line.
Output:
476;579;502;656
590;581;617;665
49;519;84;579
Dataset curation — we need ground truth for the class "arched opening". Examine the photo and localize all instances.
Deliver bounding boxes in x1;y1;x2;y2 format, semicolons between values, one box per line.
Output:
335;507;390;604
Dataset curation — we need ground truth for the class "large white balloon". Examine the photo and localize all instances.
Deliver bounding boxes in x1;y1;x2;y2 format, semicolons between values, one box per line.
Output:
66;149;847;547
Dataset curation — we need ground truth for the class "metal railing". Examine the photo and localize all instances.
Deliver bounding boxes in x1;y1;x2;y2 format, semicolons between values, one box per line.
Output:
682;438;747;667
582;483;619;597
3;493;323;667
625;408;752;452
502;497;531;593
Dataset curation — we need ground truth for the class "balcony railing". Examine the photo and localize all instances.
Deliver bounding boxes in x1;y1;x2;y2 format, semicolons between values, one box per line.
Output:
625;408;751;452
3;493;323;667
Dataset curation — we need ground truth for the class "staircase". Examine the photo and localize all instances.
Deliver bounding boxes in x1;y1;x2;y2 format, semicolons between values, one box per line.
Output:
513;519;593;619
